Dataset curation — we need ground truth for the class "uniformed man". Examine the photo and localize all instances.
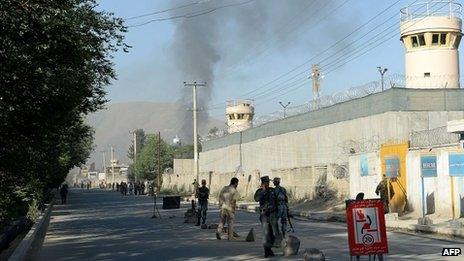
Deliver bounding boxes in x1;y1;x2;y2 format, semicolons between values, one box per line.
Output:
196;179;210;226
375;176;394;213
216;177;239;240
272;177;288;245
254;176;276;258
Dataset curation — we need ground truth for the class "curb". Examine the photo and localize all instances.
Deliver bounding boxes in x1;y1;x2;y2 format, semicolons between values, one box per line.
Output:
8;202;54;261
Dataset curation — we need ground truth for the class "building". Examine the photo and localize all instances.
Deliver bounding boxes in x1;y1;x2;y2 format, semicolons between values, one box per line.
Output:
163;1;464;219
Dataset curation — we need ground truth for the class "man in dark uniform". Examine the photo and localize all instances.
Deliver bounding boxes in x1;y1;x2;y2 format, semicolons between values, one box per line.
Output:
272;177;288;245
375;176;394;213
254;176;276;258
196;179;210;226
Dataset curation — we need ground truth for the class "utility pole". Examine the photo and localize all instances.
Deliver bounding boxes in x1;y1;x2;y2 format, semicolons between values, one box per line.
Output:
101;150;106;173
184;81;206;183
377;66;388;91
130;130;137;182
309;64;322;109
279;101;291;118
157;131;161;191
111;146;115;185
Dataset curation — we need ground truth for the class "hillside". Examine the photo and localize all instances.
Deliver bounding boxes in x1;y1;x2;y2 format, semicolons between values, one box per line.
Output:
85;102;223;170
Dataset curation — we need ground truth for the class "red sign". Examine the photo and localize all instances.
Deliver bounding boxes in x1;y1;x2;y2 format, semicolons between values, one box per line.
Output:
346;199;388;256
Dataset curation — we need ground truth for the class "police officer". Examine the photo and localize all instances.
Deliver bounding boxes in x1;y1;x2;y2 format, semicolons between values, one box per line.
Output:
254;176;276;258
196;179;210;226
272;177;289;245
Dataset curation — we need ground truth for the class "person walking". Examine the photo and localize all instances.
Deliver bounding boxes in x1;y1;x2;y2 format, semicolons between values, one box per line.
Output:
216;177;239;240
60;183;69;204
254;176;276;258
272;177;289;246
196;179;210;226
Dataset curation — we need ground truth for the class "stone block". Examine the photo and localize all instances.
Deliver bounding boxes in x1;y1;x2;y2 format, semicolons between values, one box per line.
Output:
303;248;325;261
282;235;300;256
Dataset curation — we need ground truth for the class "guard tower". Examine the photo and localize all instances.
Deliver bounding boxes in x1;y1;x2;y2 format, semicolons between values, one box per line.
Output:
226;100;254;133
400;1;462;88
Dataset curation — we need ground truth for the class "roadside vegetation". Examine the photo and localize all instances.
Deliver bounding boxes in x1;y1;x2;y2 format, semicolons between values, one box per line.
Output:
0;0;128;230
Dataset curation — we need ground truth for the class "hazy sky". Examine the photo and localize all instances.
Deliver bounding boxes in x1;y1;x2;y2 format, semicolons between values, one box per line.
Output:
98;0;463;120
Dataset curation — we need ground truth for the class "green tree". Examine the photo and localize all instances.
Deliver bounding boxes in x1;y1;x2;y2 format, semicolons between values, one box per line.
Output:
134;135;173;186
0;0;127;227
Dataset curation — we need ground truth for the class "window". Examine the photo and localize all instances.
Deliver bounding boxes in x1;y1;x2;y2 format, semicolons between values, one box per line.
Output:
432;34;439;45
424;72;431;77
237;114;244;120
454;35;461;48
411;36;419;47
228;114;234;120
440;33;447;45
418;34;426;46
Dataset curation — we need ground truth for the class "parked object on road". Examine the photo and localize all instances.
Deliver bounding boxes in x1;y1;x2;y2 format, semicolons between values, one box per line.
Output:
282;235;300;256
216;177;239;240
163;196;181;209
303;248;325;261
184;200;198;223
254;175;276;258
245;228;255;242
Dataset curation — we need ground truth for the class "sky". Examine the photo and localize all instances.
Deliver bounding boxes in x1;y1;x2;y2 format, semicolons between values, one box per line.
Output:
97;0;463;120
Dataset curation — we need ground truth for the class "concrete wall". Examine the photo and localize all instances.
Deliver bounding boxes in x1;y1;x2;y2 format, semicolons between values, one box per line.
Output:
407;148;464;219
349;152;382;199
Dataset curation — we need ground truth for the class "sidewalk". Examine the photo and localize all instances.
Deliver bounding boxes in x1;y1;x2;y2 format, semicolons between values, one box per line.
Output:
231;201;464;239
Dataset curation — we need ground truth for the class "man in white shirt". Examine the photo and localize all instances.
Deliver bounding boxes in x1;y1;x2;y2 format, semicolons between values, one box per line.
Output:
216;177;239;240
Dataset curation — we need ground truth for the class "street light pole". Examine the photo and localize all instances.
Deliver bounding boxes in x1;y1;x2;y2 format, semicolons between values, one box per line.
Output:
279;101;291;118
377;66;388;91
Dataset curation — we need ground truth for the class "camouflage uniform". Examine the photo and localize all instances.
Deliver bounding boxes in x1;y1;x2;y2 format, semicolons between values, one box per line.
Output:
272;179;288;245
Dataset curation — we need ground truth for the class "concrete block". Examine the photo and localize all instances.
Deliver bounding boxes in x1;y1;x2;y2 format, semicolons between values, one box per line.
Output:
303;248;325;261
384;213;398;221
282;235;300;256
417;217;433;226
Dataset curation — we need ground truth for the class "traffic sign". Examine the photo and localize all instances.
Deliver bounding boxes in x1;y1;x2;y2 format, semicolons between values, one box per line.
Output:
346;199;388;256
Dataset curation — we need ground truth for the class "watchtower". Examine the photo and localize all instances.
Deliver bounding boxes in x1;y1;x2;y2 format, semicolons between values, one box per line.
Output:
400;1;462;88
226;100;254;133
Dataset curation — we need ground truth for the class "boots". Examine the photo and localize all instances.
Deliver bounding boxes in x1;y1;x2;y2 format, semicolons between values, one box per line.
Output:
195;215;201;226
264;247;275;258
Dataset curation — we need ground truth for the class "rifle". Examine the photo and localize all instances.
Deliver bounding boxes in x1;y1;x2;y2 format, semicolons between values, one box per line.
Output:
287;207;295;233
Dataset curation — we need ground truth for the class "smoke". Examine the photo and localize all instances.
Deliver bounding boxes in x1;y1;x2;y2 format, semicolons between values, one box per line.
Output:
168;0;355;140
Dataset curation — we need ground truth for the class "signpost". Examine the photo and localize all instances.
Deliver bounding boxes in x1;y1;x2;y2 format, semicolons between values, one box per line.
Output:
420;155;437;216
346;199;388;260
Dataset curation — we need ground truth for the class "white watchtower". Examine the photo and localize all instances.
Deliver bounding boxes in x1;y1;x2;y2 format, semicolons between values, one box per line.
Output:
226;100;254;133
400;1;462;88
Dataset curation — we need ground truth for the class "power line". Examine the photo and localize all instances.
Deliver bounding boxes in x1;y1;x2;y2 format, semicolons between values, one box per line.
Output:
128;0;255;27
124;1;202;21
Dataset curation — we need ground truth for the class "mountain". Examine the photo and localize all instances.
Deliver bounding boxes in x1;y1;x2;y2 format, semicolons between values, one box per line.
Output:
85;102;224;170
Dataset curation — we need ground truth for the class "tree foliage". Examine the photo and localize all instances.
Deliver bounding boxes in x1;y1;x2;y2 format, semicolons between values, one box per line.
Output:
133;135;174;182
0;0;127;227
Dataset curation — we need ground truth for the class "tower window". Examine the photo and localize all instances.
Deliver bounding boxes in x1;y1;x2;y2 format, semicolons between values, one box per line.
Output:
432;34;439;45
440;33;447;45
418;34;426;46
237;114;244;120
411;36;419;47
424;72;431;77
455;35;462;48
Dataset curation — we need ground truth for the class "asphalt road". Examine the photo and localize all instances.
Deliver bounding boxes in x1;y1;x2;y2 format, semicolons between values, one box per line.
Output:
36;189;464;260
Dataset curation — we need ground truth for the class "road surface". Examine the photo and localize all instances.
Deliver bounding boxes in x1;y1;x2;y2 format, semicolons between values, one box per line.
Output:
36;189;464;260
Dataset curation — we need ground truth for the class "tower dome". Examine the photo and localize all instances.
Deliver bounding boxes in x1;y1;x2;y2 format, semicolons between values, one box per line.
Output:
400;1;462;88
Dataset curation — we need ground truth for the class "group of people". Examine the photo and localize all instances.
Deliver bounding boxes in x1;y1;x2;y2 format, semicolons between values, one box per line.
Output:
115;181;146;196
193;176;289;259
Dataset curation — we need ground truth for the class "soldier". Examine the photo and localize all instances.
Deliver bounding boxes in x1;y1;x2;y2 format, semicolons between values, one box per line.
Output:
196;179;210;226
254;176;276;258
216;177;239;240
272;177;288;245
375;176;394;213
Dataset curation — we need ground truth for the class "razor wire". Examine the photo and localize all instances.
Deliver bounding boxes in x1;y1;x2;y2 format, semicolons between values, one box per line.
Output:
410;126;460;149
